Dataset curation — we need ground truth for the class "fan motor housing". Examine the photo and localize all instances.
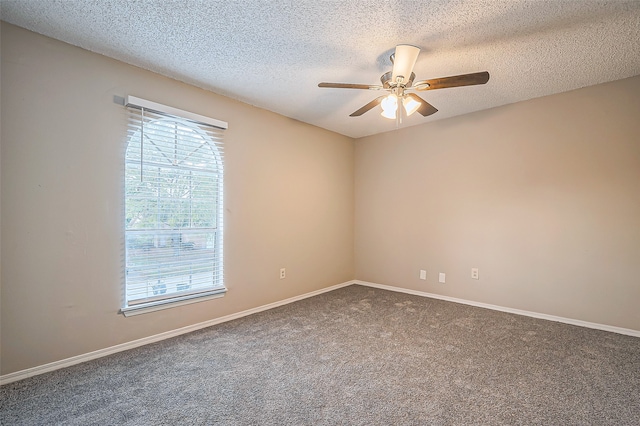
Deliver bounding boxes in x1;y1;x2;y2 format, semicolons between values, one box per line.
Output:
381;71;415;89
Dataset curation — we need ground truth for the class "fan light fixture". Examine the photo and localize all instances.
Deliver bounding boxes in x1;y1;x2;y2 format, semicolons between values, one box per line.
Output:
380;93;421;119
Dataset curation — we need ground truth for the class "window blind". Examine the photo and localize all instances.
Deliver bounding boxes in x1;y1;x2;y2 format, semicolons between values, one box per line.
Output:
122;97;226;312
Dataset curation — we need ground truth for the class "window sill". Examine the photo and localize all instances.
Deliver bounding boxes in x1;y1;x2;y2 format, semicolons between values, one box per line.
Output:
120;288;227;317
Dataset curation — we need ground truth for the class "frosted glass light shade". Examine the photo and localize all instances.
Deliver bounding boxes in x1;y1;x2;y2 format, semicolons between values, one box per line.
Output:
380;94;398;119
403;96;421;116
381;108;396;119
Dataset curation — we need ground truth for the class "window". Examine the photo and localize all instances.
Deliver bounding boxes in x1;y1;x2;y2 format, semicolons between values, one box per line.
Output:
121;97;227;316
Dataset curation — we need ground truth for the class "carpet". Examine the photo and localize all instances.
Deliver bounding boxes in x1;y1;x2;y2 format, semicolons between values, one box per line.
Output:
1;284;639;425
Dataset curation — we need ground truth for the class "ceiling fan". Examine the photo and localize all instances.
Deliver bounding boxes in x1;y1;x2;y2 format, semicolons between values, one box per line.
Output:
318;44;490;120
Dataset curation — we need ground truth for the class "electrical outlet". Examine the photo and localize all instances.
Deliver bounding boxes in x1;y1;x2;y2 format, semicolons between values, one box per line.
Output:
280;268;286;279
419;270;427;280
471;268;479;280
439;273;446;283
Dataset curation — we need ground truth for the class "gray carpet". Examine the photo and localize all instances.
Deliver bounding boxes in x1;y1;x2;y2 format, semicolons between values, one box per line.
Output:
1;284;639;425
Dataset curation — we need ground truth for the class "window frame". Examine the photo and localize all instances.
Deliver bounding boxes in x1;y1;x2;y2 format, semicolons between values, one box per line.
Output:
120;96;227;316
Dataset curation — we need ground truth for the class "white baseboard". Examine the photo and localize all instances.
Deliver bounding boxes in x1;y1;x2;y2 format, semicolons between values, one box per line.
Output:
0;280;354;386
354;280;640;338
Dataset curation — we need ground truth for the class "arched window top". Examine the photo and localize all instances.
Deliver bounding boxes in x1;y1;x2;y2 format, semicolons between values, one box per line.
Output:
126;117;221;173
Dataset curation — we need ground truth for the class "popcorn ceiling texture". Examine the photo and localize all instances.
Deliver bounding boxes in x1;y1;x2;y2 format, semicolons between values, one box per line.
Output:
2;0;640;138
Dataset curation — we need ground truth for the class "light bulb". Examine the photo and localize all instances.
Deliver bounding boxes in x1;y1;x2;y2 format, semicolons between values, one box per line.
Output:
403;96;421;116
380;94;398;119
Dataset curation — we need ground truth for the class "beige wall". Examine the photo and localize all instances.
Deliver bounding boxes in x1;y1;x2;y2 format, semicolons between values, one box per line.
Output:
0;23;354;375
355;75;640;331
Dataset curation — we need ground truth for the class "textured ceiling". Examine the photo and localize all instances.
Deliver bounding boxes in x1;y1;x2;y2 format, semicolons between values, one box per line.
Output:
2;1;640;138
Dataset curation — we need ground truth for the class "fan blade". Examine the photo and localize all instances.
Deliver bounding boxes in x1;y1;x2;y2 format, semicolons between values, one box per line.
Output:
350;96;386;117
318;82;383;90
391;45;420;85
406;93;438;116
414;71;490;91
